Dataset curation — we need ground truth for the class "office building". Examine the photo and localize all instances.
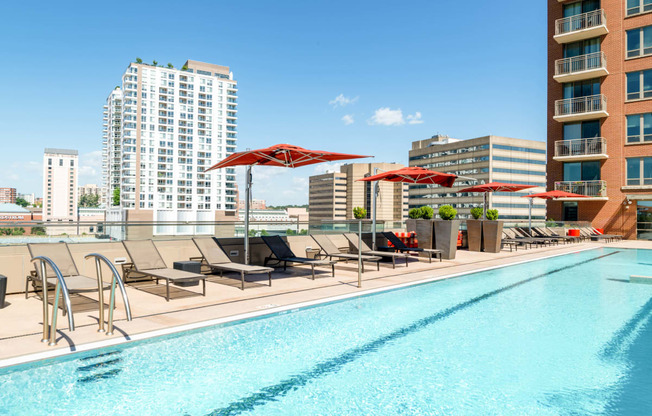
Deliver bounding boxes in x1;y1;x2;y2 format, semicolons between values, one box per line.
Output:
408;135;547;220
309;163;409;222
548;0;652;239
43;148;78;222
0;188;16;204
102;59;238;235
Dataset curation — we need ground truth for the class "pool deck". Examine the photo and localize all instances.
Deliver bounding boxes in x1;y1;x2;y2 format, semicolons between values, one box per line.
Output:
1;240;650;367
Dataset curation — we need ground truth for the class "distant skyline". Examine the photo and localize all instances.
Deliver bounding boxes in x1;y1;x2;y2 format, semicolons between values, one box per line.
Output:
0;0;547;205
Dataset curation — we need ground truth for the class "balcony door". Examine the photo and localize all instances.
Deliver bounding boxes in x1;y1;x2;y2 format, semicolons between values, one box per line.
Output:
637;201;652;240
563;79;601;99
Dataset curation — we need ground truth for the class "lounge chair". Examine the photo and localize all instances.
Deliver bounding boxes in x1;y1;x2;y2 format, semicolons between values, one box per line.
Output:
261;235;336;279
343;233;411;268
380;232;442;263
192;237;273;290
578;227;613;242
311;234;381;272
588;226;623;242
535;227;579;243
122;240;206;301
513;228;558;246
502;229;540;248
521;227;568;244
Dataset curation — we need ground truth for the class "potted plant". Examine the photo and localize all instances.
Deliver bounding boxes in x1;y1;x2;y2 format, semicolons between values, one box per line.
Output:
482;209;503;253
434;205;460;259
466;206;484;252
405;206;435;250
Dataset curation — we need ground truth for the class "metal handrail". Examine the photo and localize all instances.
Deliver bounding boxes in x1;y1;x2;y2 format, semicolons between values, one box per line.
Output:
554;180;607;197
554;94;607;117
555;52;606;76
84;253;132;335
30;256;74;346
554;137;607;157
555;9;605;36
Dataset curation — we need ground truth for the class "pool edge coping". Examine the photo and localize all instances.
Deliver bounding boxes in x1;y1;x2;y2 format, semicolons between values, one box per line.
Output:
0;246;601;370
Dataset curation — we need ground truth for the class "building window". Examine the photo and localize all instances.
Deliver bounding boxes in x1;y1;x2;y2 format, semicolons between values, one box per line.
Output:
626;70;652;100
627;113;652;143
563;120;600;139
627;157;652;185
626;26;652;58
563;161;601;181
563;79;600;99
48;158;52;166
627;0;652;16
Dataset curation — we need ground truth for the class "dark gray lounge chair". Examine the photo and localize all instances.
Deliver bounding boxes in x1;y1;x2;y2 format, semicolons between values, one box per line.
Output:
262;235;336;279
343;233;411;268
312;234;381;272
380;232;441;263
192;237;273;290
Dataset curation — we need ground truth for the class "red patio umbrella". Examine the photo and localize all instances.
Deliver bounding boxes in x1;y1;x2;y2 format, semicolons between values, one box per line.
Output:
522;190;589;232
458;182;538;220
357;166;463;248
205;144;370;264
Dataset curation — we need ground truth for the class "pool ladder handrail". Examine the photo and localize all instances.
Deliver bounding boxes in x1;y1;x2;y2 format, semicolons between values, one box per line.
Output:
30;254;132;346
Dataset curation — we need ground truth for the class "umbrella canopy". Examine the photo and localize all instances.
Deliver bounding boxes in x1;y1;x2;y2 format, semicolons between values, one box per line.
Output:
205;143;368;171
458;182;537;193
356;166;458;187
204;143;370;265
521;190;589;200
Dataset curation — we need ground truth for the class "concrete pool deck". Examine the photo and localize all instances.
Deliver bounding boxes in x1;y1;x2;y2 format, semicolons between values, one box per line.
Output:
1;240;650;367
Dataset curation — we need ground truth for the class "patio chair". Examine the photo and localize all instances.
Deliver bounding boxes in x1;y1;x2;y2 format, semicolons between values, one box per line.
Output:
380;232;442;263
513;228;558;246
589;226;623;242
311;234;381;272
192;237;273;290
578;227;612;242
536;227;580;243
261;235;336;279
502;229;541;248
122;240;206;301
524;227;569;244
343;233;411;268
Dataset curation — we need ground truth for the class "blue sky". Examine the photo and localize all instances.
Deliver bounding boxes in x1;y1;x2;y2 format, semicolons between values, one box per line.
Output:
0;0;547;205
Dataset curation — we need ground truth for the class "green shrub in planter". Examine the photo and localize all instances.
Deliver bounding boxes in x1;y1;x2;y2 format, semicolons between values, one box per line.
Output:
470;207;483;220
438;205;457;220
486;209;499;220
420;206;434;219
353;206;367;219
408;207;422;219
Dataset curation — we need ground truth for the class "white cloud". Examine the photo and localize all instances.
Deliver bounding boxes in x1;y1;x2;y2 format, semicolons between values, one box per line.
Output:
341;114;354;125
312;162;345;175
368;107;405;126
329;94;358;108
407;112;424;124
78;150;103;185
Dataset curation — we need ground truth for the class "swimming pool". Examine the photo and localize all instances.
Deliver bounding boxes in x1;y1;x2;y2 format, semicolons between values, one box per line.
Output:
1;247;651;415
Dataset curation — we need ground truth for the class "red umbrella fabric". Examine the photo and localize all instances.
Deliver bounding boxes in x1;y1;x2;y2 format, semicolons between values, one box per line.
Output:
356;166;458;187
205;143;369;170
521;190;589;199
458;182;537;193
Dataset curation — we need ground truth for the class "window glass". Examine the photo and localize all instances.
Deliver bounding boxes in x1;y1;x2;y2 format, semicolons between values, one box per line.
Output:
645;114;652;142
564;162;582;181
582;0;599;12
628;30;641;58
645;158;652;184
564;2;582;17
627;159;641;185
644;27;652;55
582;161;601;181
628;115;641;143
582;120;600;137
628;72;641;100
563;123;582;140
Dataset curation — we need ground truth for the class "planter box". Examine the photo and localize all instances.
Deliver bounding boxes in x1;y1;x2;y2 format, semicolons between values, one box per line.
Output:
406;219;435;250
482;221;503;253
434;220;460;260
466;220;483;252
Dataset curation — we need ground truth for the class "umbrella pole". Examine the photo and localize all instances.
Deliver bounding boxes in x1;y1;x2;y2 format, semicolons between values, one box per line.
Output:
371;169;378;250
528;198;533;235
483;193;487;220
244;165;252;265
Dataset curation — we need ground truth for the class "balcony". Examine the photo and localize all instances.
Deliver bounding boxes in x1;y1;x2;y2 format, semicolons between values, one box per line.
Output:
554;52;608;83
553;137;608;161
554;9;608;44
554;180;608;200
554;94;608;122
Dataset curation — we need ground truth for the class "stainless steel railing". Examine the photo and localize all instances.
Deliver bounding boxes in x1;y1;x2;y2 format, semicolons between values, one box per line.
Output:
555;9;606;36
554;137;607;157
554;180;607;197
555;52;606;76
554;94;607;117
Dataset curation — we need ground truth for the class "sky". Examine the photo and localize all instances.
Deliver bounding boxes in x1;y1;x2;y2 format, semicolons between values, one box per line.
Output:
0;0;547;205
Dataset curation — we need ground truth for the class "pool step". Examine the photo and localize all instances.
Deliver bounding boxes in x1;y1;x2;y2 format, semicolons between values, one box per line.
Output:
77;358;122;372
78;350;121;362
630;275;652;285
77;368;122;384
76;351;123;383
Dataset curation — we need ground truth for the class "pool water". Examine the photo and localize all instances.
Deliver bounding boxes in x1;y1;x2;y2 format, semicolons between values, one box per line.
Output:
1;248;652;415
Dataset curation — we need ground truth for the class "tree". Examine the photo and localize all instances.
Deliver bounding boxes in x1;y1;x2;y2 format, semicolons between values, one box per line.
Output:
15;197;29;207
136;57;143;64
31;226;46;236
112;188;120;206
260;229;269;236
152;60;158;66
181;64;188;71
248;229;258;237
79;193;100;208
167;63;174;69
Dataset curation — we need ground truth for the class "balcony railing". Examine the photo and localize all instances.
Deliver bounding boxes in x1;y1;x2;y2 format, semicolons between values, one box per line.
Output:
554;94;607;119
554;137;607;159
555;9;606;37
554;52;606;79
555;180;607;198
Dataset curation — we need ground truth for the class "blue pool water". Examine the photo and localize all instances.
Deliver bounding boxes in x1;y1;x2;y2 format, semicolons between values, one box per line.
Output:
1;247;652;415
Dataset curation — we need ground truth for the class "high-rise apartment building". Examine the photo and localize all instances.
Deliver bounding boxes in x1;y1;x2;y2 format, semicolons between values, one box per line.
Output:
309;163;409;222
0;188;16;204
408;135;547;220
548;0;652;239
102;59;238;234
43;148;78;221
78;184;106;206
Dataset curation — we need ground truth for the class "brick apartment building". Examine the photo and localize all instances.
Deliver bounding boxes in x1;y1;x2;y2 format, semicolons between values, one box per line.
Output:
548;0;652;239
0;188;17;204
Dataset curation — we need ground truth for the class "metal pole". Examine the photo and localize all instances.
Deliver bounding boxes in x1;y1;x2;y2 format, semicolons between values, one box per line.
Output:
94;258;105;333
358;219;362;288
244;165;252;265
40;261;49;343
371;168;379;250
528;198;533;234
483;193;487;220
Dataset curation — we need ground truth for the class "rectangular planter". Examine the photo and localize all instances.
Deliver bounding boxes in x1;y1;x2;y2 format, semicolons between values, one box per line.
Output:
406;219;435;250
482;221;503;253
466;220;483;252
434;220;460;260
